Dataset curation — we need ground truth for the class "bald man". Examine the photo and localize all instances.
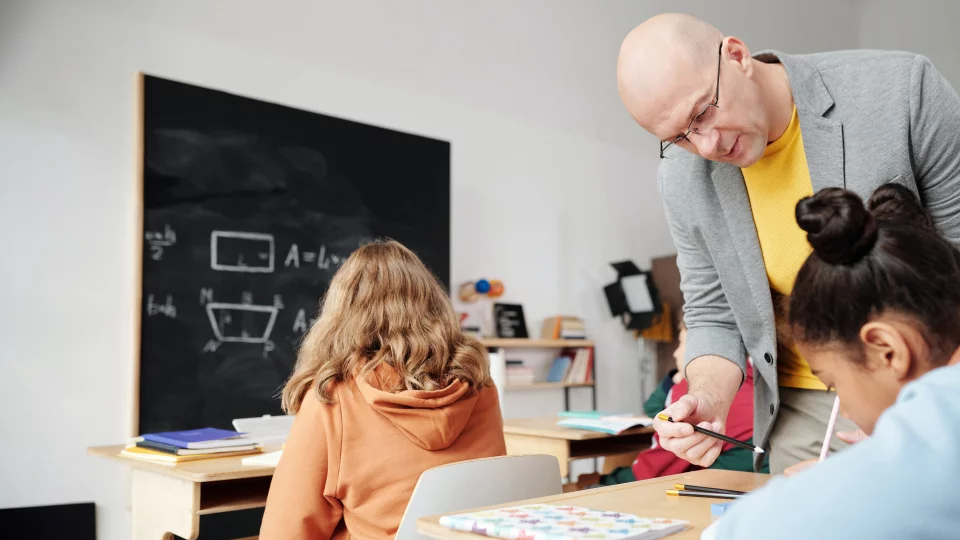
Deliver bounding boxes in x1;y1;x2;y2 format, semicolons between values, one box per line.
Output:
618;14;960;474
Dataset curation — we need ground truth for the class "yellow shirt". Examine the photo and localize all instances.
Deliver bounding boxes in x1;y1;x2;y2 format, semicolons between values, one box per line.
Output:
741;106;827;391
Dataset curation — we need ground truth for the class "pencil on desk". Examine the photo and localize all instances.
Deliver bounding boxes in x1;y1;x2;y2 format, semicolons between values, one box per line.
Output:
673;483;746;496
666;489;741;500
656;413;764;454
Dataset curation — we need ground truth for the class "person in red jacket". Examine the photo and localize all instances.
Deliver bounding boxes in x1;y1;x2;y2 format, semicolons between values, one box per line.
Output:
578;323;766;488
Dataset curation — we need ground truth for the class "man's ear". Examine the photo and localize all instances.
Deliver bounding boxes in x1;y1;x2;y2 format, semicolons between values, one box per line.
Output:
859;321;913;381
724;36;751;73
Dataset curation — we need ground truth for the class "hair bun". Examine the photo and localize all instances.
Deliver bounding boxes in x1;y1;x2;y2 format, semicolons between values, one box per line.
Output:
866;183;934;230
795;188;878;265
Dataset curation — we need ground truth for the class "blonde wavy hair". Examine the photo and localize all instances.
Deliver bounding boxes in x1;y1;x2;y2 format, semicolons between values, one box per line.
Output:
281;239;491;412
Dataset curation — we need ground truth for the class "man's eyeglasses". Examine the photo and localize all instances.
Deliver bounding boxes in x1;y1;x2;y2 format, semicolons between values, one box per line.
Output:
660;43;723;159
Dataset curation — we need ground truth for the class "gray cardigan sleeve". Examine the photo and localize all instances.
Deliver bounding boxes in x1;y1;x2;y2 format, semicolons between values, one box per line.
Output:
657;164;747;377
910;55;960;245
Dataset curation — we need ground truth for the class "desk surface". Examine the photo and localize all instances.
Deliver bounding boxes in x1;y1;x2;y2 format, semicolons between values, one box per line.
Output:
502;416;654;440
88;445;276;483
416;469;770;539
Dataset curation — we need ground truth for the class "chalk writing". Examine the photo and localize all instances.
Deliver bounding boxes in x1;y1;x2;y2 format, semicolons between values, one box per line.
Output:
144;224;176;261
284;244;348;270
146;294;177;318
211;231;275;273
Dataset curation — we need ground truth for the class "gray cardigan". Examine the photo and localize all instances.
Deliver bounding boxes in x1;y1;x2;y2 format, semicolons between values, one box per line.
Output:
657;49;960;469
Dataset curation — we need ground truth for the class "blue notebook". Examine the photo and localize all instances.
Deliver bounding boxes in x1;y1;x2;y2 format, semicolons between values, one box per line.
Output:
141;427;250;449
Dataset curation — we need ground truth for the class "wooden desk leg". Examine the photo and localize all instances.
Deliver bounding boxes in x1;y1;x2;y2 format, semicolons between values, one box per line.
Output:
504;434;571;479
131;469;200;540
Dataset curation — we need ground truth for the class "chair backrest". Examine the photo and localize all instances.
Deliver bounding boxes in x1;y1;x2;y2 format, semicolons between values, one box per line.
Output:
395;454;562;540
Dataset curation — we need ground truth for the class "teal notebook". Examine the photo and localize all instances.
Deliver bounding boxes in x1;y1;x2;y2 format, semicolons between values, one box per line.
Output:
556;416;653;435
557;410;632;419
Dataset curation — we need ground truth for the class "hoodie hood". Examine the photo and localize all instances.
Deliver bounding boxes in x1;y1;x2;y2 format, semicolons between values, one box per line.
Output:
354;366;480;450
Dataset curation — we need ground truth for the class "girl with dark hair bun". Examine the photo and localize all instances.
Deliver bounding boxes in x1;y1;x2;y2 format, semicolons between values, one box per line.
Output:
705;184;960;540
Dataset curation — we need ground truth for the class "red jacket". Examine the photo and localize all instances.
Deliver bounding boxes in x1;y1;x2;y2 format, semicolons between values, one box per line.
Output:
631;363;756;480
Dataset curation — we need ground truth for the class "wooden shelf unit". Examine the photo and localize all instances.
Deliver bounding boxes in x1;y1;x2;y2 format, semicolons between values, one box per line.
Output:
482;338;596;412
504;382;595;390
480;338;595;348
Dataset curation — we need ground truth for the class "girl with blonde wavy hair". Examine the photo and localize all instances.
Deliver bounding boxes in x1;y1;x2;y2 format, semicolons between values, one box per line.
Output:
260;240;506;540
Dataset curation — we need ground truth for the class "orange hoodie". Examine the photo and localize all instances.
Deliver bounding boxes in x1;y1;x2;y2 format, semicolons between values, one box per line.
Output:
259;368;506;539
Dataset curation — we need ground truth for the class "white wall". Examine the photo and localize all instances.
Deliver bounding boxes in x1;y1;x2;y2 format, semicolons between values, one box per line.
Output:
0;1;859;538
858;0;960;87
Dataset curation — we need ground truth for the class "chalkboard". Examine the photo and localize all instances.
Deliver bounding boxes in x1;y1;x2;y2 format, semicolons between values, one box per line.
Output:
137;74;450;435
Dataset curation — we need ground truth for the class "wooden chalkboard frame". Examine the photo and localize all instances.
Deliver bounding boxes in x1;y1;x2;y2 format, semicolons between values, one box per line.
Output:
131;72;146;437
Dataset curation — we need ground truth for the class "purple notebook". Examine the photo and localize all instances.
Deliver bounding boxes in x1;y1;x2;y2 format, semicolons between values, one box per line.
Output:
141;427;249;449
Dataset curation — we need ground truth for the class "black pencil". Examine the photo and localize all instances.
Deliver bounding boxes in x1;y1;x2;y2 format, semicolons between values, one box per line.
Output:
666;489;741;500
674;483;746;496
656;413;765;453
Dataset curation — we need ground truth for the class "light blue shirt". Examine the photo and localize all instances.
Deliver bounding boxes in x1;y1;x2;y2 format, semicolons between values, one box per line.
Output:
705;362;960;540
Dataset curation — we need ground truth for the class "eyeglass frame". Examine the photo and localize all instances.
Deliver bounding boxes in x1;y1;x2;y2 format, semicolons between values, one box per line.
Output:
659;42;724;159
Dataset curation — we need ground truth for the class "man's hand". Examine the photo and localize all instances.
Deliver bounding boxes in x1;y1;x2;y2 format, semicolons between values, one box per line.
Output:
653;393;727;466
652;355;742;467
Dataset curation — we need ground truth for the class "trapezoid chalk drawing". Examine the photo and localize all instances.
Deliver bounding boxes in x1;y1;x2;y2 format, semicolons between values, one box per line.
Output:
205;302;279;344
210;231;275;273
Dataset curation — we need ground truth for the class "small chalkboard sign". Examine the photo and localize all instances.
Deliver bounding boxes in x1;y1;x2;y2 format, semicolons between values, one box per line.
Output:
493;303;528;338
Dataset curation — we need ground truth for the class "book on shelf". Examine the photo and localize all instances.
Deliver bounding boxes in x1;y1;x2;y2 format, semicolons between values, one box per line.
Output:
540;315;589;340
556;415;653;435
545;355;572;382
505;363;536;385
546;347;593;385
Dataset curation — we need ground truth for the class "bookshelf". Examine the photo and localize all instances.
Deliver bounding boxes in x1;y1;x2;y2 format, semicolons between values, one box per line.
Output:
504;382;594;390
480;338;596;412
481;338;595;348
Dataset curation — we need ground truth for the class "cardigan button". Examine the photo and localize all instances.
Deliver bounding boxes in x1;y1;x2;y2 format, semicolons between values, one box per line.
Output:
769;404;775;415
764;352;774;365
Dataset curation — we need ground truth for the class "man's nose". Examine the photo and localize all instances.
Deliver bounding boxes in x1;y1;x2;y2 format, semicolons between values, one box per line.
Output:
691;130;721;158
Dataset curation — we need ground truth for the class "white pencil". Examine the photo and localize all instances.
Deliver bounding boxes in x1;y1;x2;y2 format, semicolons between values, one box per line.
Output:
819;396;841;462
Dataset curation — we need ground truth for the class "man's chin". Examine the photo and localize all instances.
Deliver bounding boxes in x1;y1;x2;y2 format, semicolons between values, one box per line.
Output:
729;138;765;167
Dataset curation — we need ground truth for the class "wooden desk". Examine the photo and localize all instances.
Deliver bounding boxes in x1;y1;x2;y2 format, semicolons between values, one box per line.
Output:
89;445;275;540
502;417;654;478
416;469;770;539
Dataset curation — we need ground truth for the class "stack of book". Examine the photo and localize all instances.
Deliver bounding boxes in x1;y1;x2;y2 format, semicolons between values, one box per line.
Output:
541;315;587;340
122;427;262;464
505;359;536;386
546;347;593;384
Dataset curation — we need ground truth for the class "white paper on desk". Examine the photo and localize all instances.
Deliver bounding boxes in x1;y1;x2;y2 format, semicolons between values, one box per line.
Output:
232;414;294;449
241;450;283;467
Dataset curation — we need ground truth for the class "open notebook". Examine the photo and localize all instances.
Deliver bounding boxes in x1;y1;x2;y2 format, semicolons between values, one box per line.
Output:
556;416;653;435
438;504;689;539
